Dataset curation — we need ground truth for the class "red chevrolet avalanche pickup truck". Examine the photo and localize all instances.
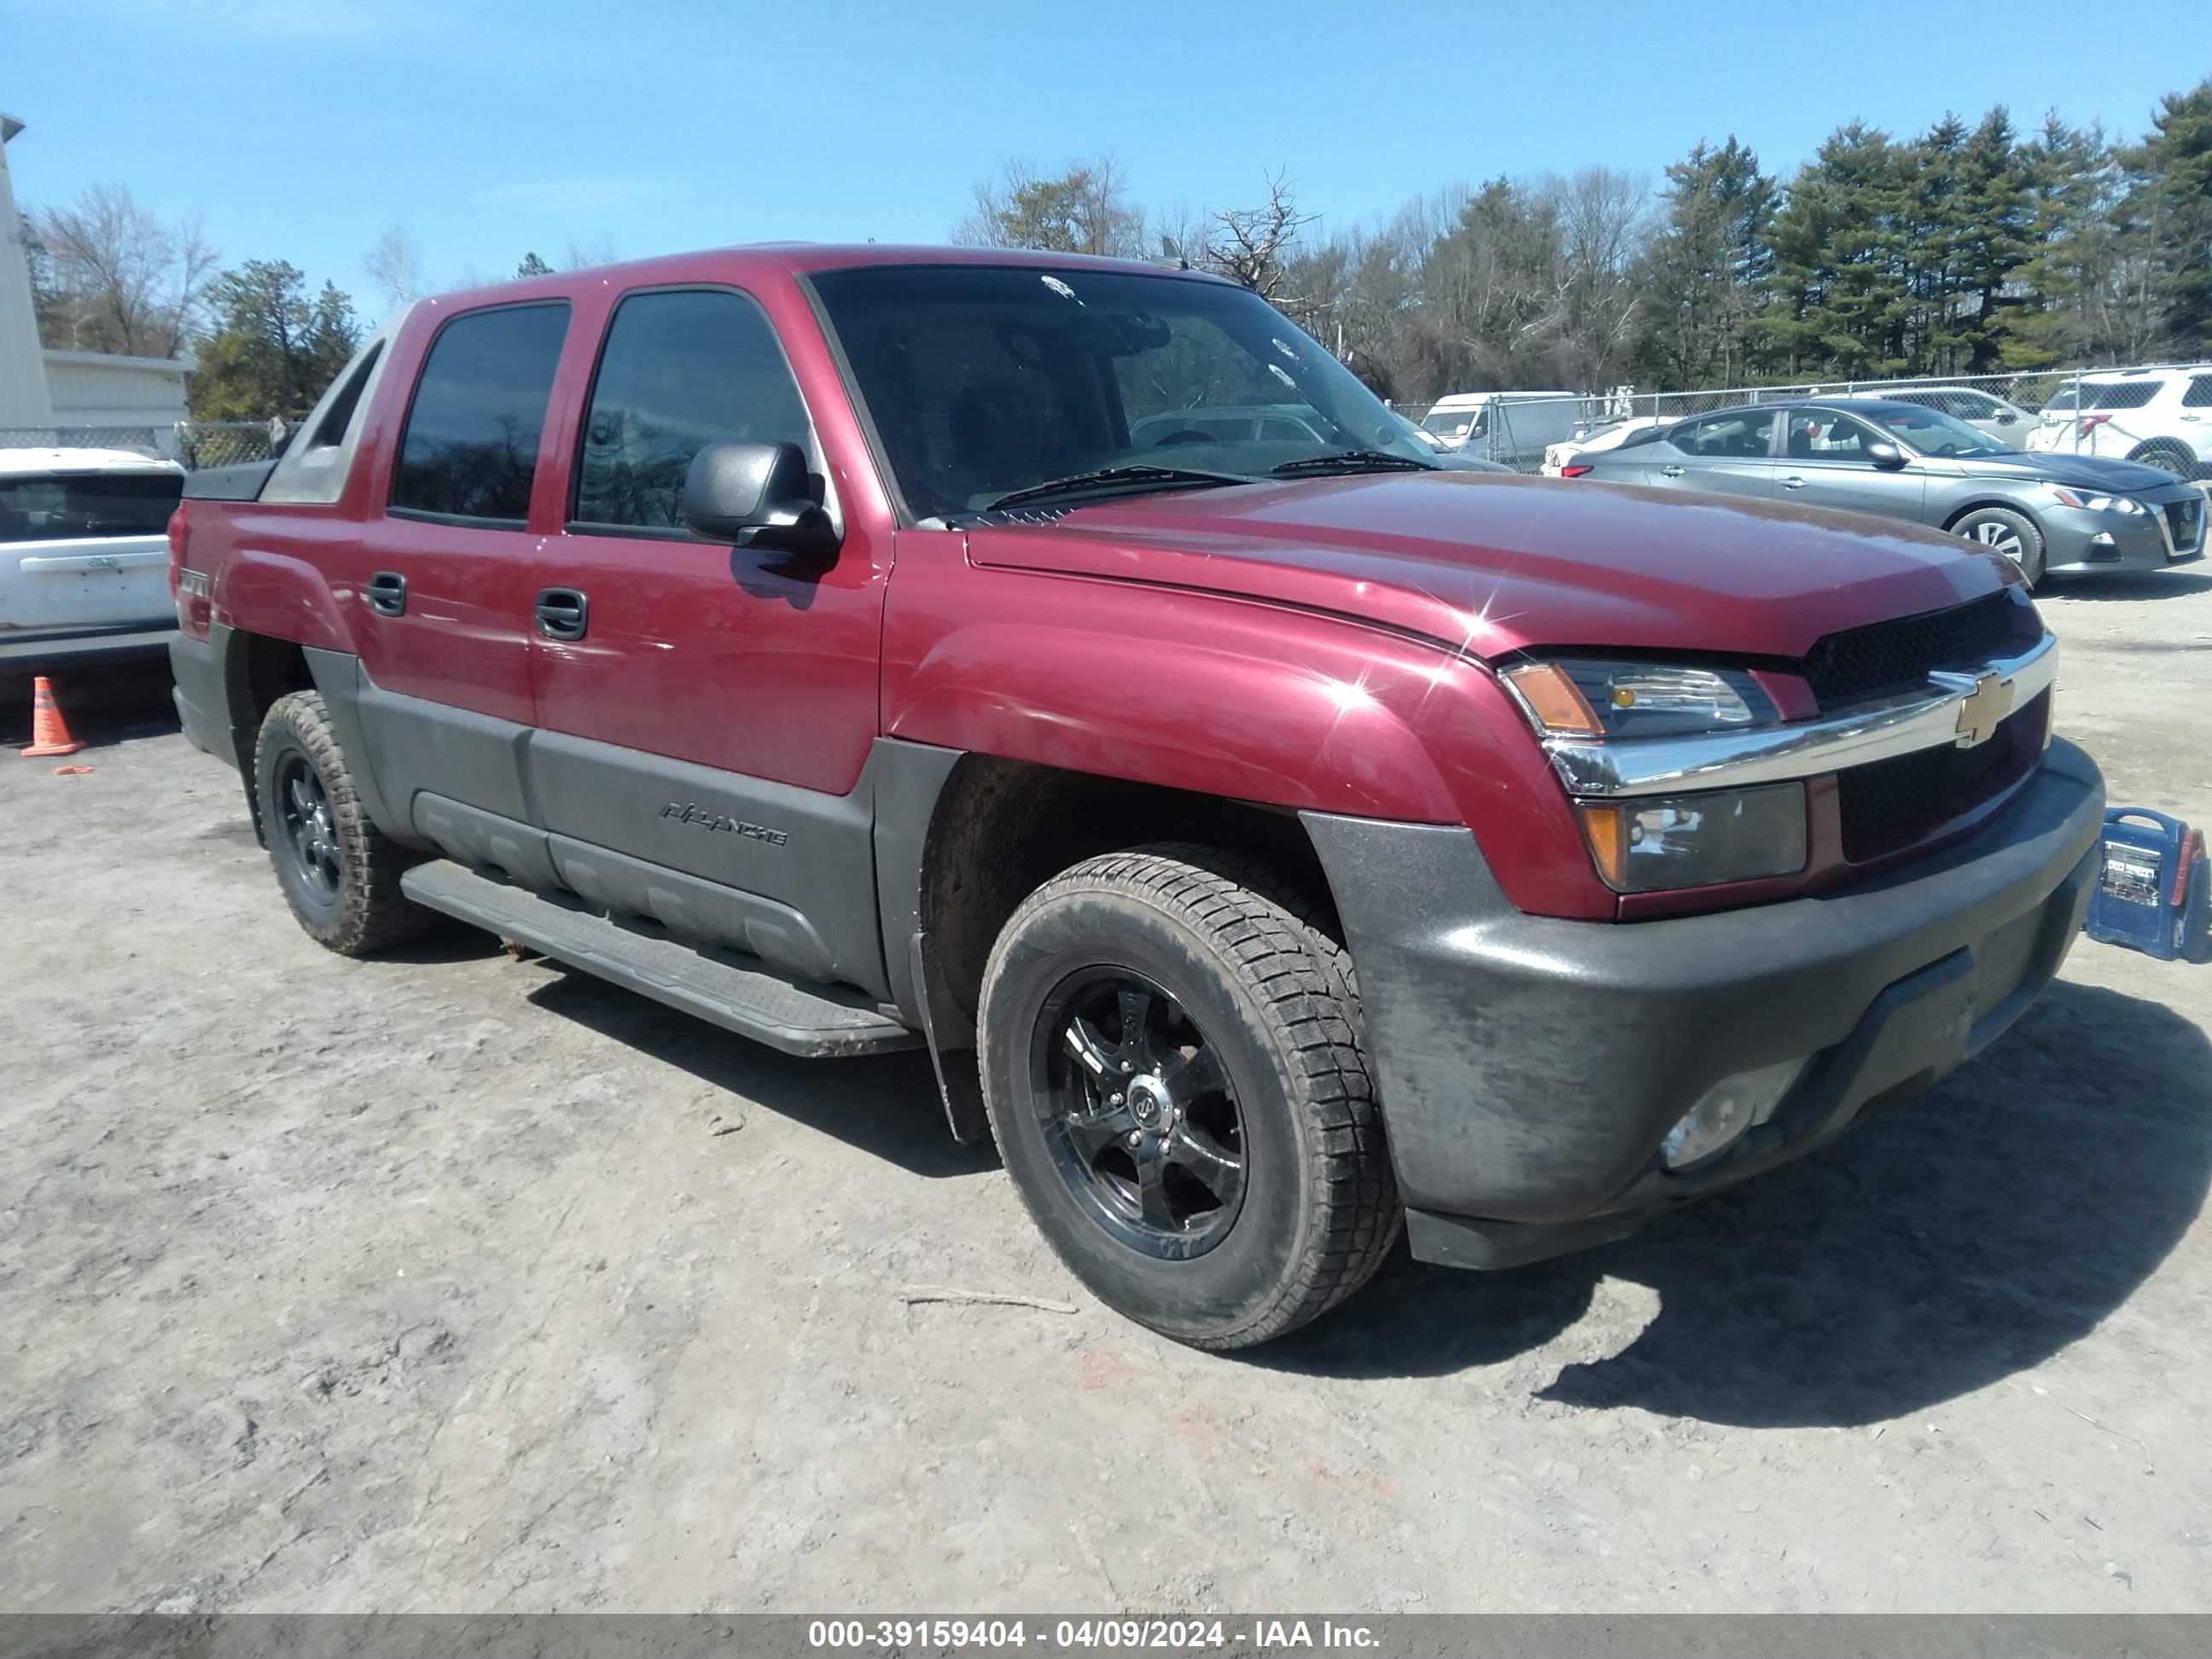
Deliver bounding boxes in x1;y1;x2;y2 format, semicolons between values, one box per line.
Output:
167;246;2102;1349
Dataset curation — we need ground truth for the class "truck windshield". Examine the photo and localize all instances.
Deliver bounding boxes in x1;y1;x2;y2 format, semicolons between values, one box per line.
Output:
0;471;182;542
809;264;1435;521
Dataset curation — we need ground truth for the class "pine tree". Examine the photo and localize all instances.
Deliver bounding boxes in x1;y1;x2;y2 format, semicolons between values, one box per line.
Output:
189;260;362;420
2122;78;2212;354
1905;115;1969;372
516;251;555;278
1997;119;2131;367
1949;108;2035;370
1757;123;1915;378
1630;137;1778;388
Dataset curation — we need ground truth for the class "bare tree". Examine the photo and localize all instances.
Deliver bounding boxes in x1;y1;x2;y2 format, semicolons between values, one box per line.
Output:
363;224;420;311
1200;171;1314;301
562;237;620;271
32;183;213;357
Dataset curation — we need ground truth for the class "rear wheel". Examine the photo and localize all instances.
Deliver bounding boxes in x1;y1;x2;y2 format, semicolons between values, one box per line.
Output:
1953;506;2046;587
253;691;430;956
978;847;1400;1350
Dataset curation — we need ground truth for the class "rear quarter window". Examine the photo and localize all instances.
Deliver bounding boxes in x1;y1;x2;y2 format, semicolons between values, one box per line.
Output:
390;302;572;525
2185;376;2212;409
0;472;183;542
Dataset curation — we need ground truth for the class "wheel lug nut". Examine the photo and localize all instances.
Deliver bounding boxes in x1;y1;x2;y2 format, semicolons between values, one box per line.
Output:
1126;1132;1142;1147
1109;1093;1122;1105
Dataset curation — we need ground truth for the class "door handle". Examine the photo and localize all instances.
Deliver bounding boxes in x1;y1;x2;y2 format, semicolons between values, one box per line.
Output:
534;587;589;641
366;571;407;616
1781;476;1807;489
1661;465;1685;478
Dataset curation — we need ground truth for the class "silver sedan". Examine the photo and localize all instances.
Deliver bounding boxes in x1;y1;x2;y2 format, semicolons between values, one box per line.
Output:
1565;398;2205;585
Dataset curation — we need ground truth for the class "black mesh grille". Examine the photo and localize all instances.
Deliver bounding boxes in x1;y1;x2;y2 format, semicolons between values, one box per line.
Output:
1800;591;2024;711
1837;691;2047;862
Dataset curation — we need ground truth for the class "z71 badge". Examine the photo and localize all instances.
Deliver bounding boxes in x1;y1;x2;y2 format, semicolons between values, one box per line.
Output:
660;802;788;845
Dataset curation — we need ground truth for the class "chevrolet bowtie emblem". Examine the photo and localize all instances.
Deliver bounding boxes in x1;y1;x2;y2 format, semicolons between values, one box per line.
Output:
1953;672;2013;748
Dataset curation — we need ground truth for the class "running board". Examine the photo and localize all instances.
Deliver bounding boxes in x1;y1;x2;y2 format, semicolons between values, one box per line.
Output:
400;859;923;1058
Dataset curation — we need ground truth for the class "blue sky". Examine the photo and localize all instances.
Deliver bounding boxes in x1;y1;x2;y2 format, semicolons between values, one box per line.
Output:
3;0;2194;325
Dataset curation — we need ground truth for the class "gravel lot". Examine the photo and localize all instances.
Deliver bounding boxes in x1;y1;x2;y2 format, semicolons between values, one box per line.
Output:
3;570;2209;1616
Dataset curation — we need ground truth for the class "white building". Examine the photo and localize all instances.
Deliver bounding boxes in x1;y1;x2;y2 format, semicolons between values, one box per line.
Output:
0;112;193;436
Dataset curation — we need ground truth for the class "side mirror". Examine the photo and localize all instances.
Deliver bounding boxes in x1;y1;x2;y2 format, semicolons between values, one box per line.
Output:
1866;440;1908;469
680;440;838;552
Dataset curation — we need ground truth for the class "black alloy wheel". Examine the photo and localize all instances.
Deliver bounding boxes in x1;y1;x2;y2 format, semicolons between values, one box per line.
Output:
276;750;342;905
1035;968;1247;1260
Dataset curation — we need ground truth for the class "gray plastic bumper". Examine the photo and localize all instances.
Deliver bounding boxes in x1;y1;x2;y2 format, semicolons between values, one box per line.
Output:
1302;736;2105;1267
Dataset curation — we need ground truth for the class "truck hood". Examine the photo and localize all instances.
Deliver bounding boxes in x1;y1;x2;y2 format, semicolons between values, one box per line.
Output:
965;473;2007;661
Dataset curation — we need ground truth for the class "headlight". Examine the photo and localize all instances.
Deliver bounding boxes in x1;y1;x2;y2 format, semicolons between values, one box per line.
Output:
1503;658;1800;893
1577;783;1808;893
2046;485;2145;515
1502;660;1776;738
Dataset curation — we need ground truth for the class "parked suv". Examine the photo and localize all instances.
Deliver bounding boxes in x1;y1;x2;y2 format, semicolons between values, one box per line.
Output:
1;446;183;678
2027;365;2212;480
170;248;2104;1349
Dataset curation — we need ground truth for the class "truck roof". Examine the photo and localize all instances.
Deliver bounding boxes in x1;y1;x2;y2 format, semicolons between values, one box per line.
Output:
415;243;1232;318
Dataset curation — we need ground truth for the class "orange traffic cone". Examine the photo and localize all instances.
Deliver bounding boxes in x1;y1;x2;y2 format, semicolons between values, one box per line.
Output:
21;676;85;758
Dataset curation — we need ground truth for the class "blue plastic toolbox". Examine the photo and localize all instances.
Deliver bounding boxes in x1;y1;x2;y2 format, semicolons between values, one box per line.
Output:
2083;808;2210;963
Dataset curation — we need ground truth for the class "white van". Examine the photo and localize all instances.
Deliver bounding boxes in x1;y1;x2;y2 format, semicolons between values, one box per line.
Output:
1417;391;1584;469
0;448;184;678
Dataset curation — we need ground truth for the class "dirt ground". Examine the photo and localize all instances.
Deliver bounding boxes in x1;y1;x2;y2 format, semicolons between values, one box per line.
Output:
3;568;2209;1616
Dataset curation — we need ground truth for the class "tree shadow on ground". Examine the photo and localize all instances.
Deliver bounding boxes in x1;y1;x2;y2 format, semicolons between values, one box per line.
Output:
1255;978;2212;1426
522;962;996;1181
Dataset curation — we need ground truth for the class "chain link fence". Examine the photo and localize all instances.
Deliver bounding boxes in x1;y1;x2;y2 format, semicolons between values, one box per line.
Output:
0;419;297;470
1400;364;2212;482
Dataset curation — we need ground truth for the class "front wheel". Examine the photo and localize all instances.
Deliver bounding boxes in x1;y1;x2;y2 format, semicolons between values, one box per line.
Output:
1954;506;2046;587
978;847;1401;1350
253;690;430;956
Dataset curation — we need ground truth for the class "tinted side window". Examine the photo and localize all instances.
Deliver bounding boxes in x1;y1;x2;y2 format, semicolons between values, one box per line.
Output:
2186;376;2212;409
1787;411;1871;460
1682;409;1777;457
573;289;809;532
391;303;571;524
2087;381;2159;410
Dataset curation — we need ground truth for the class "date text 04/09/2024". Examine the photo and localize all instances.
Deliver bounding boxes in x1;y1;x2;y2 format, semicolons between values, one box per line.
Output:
805;1620;1380;1650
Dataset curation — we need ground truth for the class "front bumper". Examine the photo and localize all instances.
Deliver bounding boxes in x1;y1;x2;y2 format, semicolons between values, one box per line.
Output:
0;619;177;672
1303;736;2105;1269
2041;499;2189;574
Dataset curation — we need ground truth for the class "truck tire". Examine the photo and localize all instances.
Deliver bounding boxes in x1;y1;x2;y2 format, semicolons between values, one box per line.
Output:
978;846;1400;1350
1953;506;2046;587
253;690;430;957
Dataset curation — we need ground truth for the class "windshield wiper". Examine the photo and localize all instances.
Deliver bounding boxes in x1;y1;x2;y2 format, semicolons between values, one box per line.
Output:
1270;449;1435;477
985;465;1249;512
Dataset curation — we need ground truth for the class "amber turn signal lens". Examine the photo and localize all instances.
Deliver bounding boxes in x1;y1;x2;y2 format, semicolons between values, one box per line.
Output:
1578;803;1628;887
1503;663;1604;736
